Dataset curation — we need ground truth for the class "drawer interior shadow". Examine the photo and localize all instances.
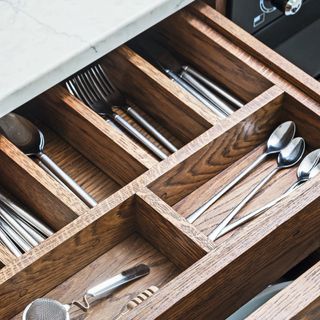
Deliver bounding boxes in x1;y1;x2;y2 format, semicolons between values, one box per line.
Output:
131;9;273;107
99;45;212;160
149;92;320;237
9;194;206;320
15;91;150;207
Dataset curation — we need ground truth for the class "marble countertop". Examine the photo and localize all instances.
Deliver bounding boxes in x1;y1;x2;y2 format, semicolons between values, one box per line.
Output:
0;0;193;117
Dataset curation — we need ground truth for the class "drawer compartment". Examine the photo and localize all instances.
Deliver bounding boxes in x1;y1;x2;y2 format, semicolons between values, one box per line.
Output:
1;2;320;320
7;191;209;319
129;10;273;113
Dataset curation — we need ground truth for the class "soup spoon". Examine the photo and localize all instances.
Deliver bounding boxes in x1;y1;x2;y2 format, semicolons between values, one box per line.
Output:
187;121;296;223
218;150;320;238
209;137;305;241
0;113;97;208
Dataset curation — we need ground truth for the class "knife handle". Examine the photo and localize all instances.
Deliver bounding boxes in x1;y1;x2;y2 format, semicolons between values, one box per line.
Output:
165;69;227;119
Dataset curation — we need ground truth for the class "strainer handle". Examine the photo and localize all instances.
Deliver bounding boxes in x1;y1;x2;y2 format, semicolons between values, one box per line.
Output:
85;264;150;301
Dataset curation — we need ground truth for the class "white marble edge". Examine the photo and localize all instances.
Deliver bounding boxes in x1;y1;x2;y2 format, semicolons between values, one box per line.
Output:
0;0;194;118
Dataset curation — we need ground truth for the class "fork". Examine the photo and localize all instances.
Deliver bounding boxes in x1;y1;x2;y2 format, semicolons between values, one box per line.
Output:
66;65;176;160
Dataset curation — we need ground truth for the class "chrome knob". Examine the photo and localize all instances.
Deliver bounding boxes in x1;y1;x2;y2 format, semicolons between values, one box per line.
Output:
271;0;303;16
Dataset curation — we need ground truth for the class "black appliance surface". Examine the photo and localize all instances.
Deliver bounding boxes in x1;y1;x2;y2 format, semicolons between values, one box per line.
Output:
226;0;320;78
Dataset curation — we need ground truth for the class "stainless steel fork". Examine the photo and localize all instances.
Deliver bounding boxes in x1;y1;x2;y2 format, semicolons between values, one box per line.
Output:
66;65;176;160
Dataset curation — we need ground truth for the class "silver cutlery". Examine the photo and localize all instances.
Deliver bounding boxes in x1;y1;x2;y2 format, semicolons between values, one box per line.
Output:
0;190;53;237
23;264;150;320
187;121;296;223
0;205;38;247
0;113;97;208
179;69;236;115
12;212;45;243
218;150;320;238
0;222;22;257
209;137;305;241
181;66;245;109
0;217;32;253
66;65;170;160
131;38;231;118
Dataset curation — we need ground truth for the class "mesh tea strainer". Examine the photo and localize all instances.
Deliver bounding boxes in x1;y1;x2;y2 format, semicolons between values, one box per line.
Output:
22;264;150;320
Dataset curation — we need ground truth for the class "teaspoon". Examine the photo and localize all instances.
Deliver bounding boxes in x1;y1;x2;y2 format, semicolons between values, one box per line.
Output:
218;149;320;238
0;113;97;208
187;121;296;223
209;137;305;241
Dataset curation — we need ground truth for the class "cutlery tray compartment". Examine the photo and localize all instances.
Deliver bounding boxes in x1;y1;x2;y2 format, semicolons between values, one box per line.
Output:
134;8;274;106
149;90;320;237
1;1;320;319
14;88;154;207
7;191;209;320
98;46;214;157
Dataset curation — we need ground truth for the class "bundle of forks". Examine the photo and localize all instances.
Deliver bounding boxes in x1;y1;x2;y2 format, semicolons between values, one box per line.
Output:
66;64;178;160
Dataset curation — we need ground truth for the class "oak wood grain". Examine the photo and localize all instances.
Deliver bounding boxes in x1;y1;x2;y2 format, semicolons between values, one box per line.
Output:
0;245;15;266
12;233;179;320
130;176;320;319
157;10;272;102
136;188;213;269
33;86;156;183
186;1;320;117
0;137;85;230
149;86;284;205
247;261;320;320
1;196;136;320
191;1;320;104
2;3;320;320
101;45;215;141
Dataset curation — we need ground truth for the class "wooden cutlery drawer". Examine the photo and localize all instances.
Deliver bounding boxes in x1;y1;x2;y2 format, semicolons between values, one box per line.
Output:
1;1;320;320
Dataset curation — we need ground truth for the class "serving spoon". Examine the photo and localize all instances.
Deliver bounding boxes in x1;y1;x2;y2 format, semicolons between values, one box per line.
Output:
0;113;97;208
187;121;296;223
218;149;320;238
209;137;305;241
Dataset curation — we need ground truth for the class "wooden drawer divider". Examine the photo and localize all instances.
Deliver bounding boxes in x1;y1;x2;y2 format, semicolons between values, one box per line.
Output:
1;3;319;319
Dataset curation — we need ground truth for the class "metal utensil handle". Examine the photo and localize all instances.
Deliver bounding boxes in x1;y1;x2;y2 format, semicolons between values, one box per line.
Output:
209;167;278;241
0;224;22;257
86;264;150;301
125;106;178;153
218;181;302;238
0;218;32;252
0;206;38;246
183;66;245;109
165;69;227;119
38;153;97;208
187;153;268;223
13;213;45;243
180;71;235;115
113;115;167;160
0;192;53;237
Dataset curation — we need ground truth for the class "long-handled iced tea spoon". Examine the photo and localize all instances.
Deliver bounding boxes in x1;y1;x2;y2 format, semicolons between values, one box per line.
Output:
187;121;296;223
0;113;97;208
209;137;305;241
218;152;320;238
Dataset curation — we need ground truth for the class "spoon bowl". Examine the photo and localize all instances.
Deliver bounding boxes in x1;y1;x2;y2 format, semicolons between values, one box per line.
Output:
0;113;44;156
187;121;296;224
297;149;320;180
0;113;97;208
266;121;296;154
309;163;320;179
277;137;305;168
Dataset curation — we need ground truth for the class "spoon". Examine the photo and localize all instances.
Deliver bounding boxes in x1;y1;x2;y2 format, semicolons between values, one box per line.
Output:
209;137;305;241
187;121;296;223
0;113;97;208
218;149;320;238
